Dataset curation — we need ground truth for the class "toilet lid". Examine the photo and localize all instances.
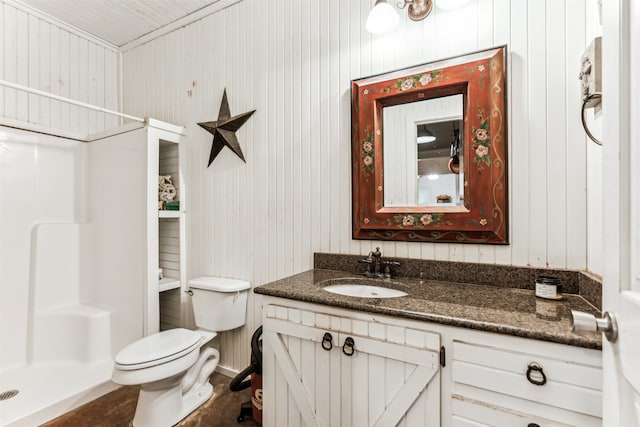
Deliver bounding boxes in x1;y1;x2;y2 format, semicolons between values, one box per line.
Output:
115;328;202;370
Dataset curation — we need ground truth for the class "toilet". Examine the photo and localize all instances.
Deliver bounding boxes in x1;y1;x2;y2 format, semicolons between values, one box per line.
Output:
112;276;250;427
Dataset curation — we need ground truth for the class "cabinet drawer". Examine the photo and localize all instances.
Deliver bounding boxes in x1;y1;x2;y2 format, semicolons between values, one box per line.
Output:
452;395;576;427
452;340;602;418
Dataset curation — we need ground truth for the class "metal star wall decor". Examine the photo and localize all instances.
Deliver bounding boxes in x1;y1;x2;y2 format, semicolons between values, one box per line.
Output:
197;89;255;167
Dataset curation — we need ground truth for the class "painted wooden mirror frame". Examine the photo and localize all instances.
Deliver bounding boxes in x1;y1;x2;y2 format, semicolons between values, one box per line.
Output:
351;46;508;244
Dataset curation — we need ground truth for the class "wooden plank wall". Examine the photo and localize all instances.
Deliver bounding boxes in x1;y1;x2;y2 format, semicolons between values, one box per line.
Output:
0;0;603;374
0;0;120;135
120;0;602;372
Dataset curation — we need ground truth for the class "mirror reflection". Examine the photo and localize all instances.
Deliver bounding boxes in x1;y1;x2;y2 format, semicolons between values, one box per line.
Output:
383;94;464;207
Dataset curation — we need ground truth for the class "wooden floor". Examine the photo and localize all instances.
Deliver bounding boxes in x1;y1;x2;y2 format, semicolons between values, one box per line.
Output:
42;373;261;427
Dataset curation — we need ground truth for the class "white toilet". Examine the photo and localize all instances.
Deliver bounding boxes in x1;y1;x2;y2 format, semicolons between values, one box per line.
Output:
112;276;251;427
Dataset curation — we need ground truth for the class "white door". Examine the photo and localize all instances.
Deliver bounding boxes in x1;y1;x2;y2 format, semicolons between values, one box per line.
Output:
601;0;640;425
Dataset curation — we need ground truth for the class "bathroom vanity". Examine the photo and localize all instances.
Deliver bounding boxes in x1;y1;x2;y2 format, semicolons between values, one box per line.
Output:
255;268;602;427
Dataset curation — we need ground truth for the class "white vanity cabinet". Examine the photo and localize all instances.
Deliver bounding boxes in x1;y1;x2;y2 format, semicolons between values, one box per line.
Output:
261;296;603;427
449;333;602;427
262;298;442;427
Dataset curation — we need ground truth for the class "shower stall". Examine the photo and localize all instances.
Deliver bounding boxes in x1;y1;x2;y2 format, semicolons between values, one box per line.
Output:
0;82;185;426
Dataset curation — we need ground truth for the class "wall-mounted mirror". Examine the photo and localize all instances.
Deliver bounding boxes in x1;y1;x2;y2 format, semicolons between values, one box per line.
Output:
351;46;508;243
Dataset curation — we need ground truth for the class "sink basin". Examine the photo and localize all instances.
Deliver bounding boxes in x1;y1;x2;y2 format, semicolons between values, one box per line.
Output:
322;278;408;298
322;283;408;298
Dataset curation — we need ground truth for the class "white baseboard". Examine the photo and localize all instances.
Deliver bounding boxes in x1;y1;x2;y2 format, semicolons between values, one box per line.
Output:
215;364;241;379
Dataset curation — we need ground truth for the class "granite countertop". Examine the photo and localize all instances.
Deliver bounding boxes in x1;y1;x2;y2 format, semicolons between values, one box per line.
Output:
254;269;602;350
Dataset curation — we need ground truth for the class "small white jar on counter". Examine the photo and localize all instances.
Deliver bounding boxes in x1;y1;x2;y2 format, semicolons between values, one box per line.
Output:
535;275;563;300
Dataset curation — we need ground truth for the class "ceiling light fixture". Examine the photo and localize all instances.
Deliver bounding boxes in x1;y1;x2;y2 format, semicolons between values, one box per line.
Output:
417;124;436;144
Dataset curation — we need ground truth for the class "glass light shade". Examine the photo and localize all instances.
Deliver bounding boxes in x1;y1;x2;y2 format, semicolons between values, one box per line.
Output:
417;134;436;144
366;0;400;35
417;125;436;144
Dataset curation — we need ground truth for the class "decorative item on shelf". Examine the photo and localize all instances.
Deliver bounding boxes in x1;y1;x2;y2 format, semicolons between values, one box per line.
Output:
436;194;452;204
165;201;180;211
158;174;176;206
197;88;256;167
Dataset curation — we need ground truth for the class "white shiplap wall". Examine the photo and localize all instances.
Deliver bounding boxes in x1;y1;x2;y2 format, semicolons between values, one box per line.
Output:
0;0;120;135
158;140;183;331
121;0;600;371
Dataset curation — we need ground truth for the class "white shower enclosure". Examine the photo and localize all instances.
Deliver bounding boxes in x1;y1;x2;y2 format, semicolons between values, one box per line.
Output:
0;117;186;426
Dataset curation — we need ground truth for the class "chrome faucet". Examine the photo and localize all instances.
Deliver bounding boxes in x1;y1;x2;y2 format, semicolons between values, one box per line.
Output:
358;247;401;279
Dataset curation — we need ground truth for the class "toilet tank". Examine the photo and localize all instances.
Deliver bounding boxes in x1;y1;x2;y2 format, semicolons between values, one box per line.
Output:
188;276;251;332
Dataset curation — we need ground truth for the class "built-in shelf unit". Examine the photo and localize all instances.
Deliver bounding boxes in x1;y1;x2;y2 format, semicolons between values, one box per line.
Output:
156;133;186;332
86;119;187;337
158;139;186;330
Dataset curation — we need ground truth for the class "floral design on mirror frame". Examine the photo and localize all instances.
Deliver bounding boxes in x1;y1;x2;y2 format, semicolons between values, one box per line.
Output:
390;70;445;92
361;127;375;177
464;63;487;74
472;106;491;170
393;213;452;228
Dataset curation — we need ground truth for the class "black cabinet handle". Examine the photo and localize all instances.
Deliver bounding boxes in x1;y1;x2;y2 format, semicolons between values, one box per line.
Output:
342;337;355;356
321;332;333;351
526;362;547;386
528;423;541;427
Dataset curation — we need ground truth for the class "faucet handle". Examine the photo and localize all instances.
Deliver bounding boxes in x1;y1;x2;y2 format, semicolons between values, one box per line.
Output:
380;260;401;279
382;260;401;267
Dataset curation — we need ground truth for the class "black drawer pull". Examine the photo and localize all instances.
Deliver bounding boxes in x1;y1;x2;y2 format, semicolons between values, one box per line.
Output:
342;337;355;356
321;332;333;351
526;362;547;386
528;424;540;427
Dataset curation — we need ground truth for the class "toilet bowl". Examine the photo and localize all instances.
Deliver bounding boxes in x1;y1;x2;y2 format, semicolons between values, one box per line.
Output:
112;276;250;427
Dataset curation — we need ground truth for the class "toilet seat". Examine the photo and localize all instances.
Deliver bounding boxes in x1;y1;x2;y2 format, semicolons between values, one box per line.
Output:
115;328;202;370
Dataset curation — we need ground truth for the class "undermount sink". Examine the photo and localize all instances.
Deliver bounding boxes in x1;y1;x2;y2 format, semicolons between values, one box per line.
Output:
323;284;408;298
321;278;408;298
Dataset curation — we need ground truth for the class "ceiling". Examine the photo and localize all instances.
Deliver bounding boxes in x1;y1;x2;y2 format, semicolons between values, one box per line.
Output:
19;0;220;47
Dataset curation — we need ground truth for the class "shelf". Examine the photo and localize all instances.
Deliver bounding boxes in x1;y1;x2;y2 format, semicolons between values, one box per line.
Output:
158;277;180;292
158;210;180;218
